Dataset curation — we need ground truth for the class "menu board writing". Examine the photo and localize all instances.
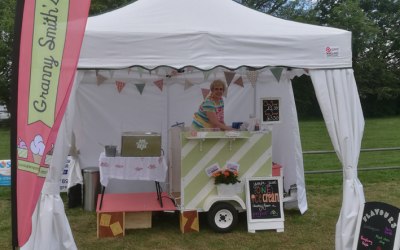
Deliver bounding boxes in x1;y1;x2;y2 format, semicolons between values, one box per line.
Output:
248;179;282;220
261;98;280;123
356;202;399;250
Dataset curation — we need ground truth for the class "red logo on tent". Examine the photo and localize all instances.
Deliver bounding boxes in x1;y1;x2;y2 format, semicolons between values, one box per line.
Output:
326;47;331;53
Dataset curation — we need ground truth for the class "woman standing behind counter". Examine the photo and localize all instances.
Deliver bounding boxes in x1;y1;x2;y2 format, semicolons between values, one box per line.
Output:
192;80;233;131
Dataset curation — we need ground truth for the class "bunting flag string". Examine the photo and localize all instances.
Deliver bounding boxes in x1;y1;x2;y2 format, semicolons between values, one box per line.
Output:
96;70;108;85
270;67;284;82
201;88;210;99
224;71;235;86
135;83;145;95
234;76;244;87
115;80;126;93
154;79;163;91
184;79;194;90
246;70;259;87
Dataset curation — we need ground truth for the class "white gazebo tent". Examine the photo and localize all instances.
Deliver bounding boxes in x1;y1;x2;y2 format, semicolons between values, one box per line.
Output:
23;0;365;249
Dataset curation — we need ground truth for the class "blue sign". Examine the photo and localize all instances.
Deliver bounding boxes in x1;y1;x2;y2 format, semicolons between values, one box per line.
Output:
0;160;11;186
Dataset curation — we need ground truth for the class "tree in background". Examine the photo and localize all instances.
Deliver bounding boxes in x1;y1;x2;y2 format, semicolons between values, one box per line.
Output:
313;0;400;116
0;0;399;117
0;0;16;109
0;0;133;113
90;0;134;15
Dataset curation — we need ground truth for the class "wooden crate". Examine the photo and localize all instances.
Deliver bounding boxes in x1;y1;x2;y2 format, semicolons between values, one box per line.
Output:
97;212;125;238
125;211;152;229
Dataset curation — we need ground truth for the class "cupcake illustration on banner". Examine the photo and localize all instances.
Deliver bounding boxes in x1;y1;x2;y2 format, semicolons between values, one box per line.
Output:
17;138;28;159
30;135;45;164
45;145;54;166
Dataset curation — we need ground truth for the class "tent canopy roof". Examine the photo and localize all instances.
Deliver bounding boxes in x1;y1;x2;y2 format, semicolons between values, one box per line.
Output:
78;0;352;70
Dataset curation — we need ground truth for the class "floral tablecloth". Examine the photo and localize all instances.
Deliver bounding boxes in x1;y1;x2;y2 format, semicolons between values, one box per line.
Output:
98;152;167;186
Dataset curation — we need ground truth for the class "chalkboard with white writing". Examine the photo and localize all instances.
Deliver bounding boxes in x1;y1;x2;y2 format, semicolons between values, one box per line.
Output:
247;178;282;220
355;202;400;250
245;177;284;233
261;98;280;124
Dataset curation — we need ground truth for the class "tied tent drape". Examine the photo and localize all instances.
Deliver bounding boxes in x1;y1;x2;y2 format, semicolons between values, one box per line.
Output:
20;73;83;250
310;69;365;250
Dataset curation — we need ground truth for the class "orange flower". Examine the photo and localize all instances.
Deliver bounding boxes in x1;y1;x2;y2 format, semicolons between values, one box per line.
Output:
211;168;240;185
213;172;221;177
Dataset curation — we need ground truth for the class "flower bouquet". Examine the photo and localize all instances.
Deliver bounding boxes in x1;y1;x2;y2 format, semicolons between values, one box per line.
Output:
212;169;240;185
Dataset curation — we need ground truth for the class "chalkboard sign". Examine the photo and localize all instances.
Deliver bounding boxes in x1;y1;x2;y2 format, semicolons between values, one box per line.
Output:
245;177;284;233
260;98;281;124
354;202;400;250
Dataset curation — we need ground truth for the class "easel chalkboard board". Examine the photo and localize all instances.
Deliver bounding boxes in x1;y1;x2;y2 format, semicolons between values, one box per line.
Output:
245;177;284;233
260;98;280;124
353;202;400;250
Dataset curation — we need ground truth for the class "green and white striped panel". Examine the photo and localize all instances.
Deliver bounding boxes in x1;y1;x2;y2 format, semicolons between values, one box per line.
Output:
181;132;272;210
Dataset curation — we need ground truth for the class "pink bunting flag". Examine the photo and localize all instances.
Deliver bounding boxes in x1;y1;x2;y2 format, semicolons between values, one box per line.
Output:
246;70;259;86
154;79;163;91
168;69;178;77
115;80;126;93
234;76;244;87
96;70;108;85
224;71;236;86
202;88;210;99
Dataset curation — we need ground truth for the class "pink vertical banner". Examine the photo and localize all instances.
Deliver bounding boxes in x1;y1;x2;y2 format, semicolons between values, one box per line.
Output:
16;0;90;246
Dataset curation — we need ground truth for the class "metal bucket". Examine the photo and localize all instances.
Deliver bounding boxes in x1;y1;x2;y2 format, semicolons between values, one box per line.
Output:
105;145;117;157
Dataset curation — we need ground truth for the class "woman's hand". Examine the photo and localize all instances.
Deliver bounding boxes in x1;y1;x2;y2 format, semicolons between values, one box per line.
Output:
206;111;233;131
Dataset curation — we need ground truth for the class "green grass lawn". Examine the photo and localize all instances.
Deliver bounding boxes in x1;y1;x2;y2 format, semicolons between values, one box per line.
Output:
0;117;399;249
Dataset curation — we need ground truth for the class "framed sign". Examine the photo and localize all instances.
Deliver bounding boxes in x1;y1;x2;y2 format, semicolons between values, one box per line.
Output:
260;98;281;124
245;177;284;233
353;202;400;250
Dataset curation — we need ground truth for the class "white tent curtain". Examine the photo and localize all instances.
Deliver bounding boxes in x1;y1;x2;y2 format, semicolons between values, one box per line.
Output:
21;73;83;250
309;69;365;250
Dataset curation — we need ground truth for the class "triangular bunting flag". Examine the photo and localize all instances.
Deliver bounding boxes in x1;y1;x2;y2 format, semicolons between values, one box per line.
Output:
246;70;259;87
135;83;145;95
203;70;211;80
154;79;163;91
234;76;244;87
184;79;194;90
170;69;178;77
270;67;284;82
201;88;210;99
224;71;236;86
115;80;126;93
108;70;114;79
96;70;108;85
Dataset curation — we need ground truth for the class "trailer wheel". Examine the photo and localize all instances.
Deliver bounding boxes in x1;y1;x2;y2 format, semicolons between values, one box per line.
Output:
207;202;238;233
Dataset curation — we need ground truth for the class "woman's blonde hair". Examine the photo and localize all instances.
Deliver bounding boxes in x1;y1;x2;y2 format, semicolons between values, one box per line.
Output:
210;79;226;92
